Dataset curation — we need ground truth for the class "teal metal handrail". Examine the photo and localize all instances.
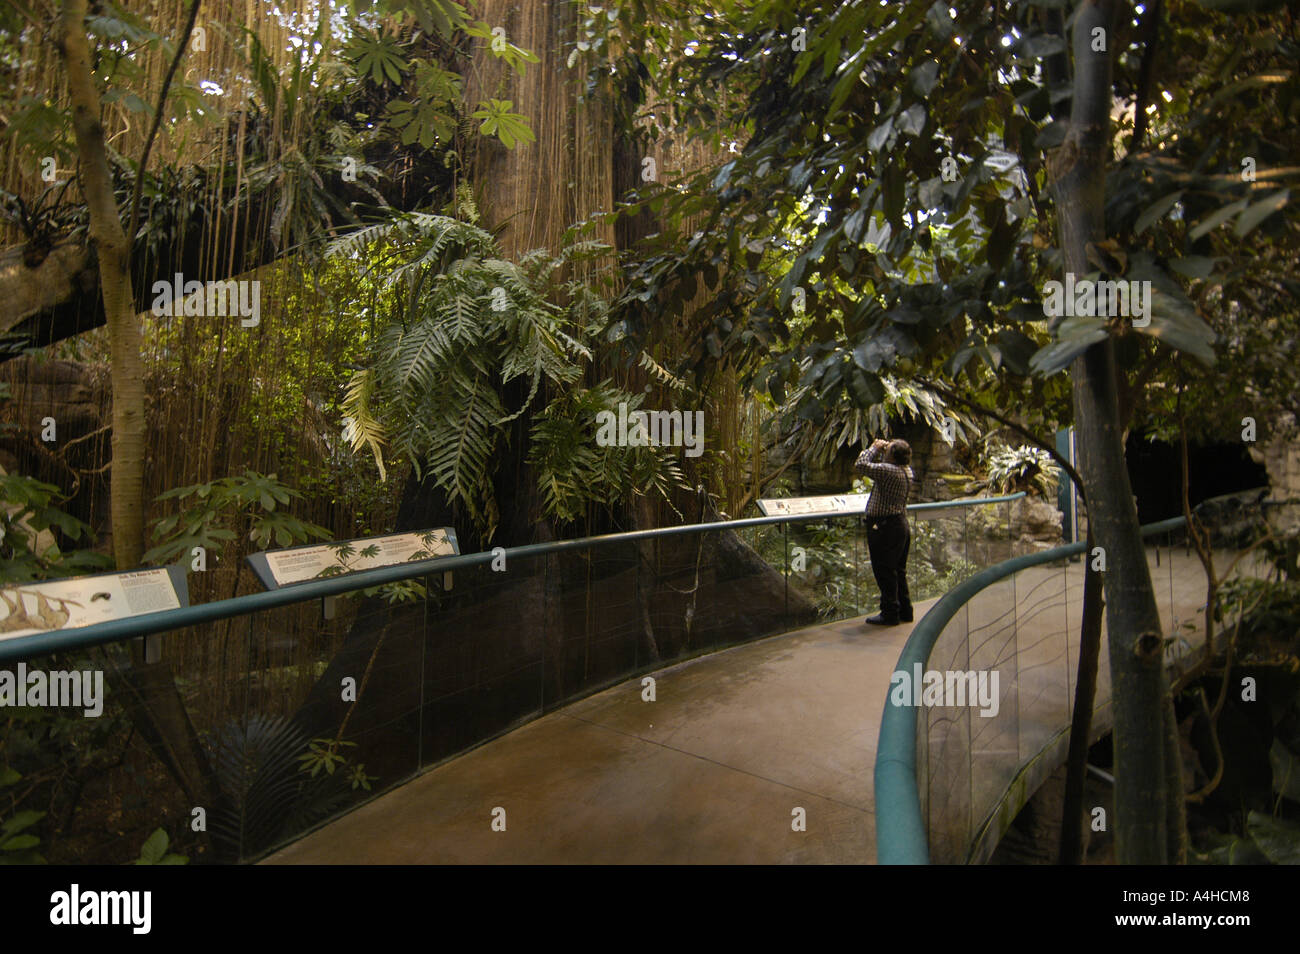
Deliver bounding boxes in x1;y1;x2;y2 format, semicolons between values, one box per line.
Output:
0;491;1026;664
874;487;1276;864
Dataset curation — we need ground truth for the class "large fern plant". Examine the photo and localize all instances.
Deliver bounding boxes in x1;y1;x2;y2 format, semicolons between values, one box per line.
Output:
780;371;977;470
334;213;685;538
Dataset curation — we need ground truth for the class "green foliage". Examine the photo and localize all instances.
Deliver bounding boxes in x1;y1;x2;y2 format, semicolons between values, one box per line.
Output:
981;441;1059;498
219;20;371;256
206;714;357;859
0;378;110;584
604;0;1299;466
0;646;130;864
463;19;541;75
0;473;112;583
529;384;686;525
471;99;535;148
384;63;463;149
1194;810;1300;865
780;374;975;471
296;738;374;799
7;0;212;168
0;768;44;865
337;7;537;156
345;762;378;792
344;27;409;86
1216;573;1300;648
0;184;83;250
143;471;332;567
909;519;980;598
367;0;470;39
132;828;187;865
1187;507;1300;863
297;738;356;778
1213;503;1300;649
333;214;685;538
791;522;860;618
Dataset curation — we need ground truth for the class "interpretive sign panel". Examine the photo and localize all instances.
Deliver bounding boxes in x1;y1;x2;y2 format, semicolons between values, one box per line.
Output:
756;493;872;517
0;565;189;643
246;528;460;590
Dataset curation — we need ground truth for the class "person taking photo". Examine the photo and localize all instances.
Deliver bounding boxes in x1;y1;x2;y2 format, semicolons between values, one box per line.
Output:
854;438;914;627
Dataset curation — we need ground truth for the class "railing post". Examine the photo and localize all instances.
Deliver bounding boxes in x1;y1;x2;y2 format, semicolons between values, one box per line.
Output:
419;572;430;767
854;517;861;617
782;522;789;620
239;610;254;863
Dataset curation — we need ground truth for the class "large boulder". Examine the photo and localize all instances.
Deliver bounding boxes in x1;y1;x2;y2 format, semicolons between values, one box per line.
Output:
1009;495;1064;554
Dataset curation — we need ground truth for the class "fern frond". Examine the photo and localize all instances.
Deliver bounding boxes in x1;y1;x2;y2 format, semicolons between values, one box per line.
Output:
341;369;389;482
422;380;504;518
638;351;688;393
392;321;448;399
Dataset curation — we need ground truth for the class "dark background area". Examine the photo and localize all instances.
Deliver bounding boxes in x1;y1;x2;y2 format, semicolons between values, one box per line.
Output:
1126;434;1268;524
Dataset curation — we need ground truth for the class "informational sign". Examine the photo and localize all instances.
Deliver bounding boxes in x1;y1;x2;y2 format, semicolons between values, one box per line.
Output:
756;493;873;517
246;528;460;590
0;565;189;643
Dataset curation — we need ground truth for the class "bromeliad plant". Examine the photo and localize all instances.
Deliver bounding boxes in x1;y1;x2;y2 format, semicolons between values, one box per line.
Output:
982;440;1060;498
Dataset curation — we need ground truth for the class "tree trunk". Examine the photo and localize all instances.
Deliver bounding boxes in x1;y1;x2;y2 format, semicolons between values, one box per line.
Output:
1049;0;1180;863
60;0;146;569
61;0;219;828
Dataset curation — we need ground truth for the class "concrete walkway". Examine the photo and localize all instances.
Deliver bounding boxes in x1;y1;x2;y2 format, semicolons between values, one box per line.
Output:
267;544;1242;865
266;608;925;864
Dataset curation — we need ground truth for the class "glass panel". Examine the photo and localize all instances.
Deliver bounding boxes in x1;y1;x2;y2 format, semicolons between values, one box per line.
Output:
421;560;542;759
964;574;1018;850
1014;561;1072;765
924;603;971;863
907;507;976;605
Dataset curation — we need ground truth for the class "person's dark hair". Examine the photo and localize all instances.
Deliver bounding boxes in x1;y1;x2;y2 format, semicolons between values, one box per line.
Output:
888;439;912;466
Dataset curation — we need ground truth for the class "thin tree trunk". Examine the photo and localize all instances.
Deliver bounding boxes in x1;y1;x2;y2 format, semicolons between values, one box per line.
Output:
60;0;146;568
1049;0;1178;863
61;0;218;827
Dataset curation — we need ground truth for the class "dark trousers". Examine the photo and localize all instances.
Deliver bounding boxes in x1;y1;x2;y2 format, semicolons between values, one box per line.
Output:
866;513;911;621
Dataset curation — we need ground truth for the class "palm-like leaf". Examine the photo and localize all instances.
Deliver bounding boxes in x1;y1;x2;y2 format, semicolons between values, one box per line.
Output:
341;369;388;481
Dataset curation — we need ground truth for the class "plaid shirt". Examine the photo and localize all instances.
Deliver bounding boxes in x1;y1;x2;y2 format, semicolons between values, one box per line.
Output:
855;443;914;517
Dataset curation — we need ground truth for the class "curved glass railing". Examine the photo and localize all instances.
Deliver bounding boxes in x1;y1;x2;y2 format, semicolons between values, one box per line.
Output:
0;490;1024;864
875;488;1287;864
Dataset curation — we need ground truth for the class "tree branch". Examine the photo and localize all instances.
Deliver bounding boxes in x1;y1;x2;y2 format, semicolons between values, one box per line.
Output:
125;0;202;251
1129;0;1163;157
916;376;1086;506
